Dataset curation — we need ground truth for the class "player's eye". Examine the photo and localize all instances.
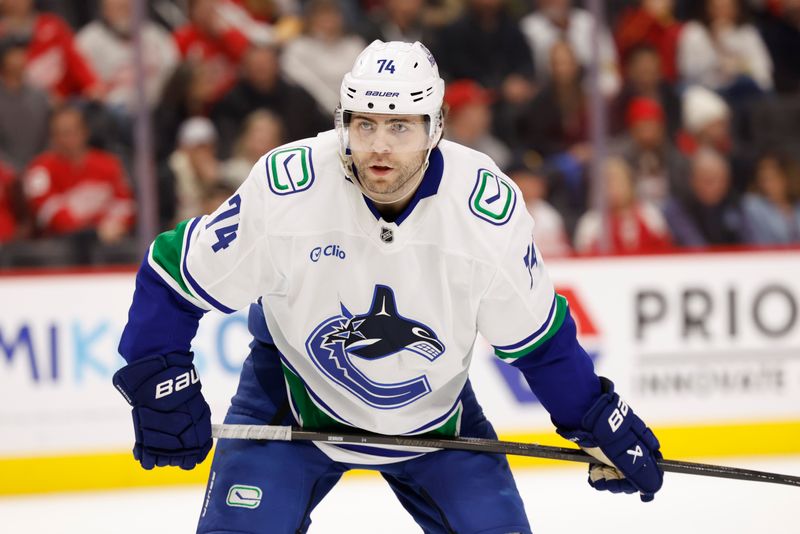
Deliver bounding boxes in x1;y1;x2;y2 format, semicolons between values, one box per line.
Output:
390;122;409;133
356;120;374;132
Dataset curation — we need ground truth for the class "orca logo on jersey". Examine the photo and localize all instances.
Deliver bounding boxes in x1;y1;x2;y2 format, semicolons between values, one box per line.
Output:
305;285;445;409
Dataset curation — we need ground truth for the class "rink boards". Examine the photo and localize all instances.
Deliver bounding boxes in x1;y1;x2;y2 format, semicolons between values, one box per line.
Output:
1;249;799;494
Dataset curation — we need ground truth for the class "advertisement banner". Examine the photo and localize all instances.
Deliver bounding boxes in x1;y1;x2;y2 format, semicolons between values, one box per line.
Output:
2;250;799;492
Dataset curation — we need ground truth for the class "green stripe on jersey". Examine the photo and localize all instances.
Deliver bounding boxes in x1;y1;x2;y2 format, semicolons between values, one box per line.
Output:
423;404;461;438
281;363;349;431
151;219;195;298
494;293;568;361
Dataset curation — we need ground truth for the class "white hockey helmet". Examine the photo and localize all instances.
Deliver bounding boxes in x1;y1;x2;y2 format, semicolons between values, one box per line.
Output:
339;40;444;118
335;40;445;189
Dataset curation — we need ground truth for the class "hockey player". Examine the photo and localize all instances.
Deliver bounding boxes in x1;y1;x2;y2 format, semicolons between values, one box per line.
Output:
113;41;663;533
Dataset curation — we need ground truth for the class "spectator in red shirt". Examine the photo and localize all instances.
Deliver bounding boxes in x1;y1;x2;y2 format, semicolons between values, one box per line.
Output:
574;156;673;254
173;0;251;100
615;0;684;82
0;0;102;102
23;106;135;243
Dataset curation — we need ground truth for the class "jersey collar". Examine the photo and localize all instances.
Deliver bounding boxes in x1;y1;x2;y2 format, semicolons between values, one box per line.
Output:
360;146;444;226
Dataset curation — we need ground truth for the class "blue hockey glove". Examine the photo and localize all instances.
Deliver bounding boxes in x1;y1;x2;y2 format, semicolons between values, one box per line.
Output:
557;377;663;502
113;353;212;470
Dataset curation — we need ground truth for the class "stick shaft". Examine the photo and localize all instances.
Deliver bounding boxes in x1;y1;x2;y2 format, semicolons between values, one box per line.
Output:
211;424;800;488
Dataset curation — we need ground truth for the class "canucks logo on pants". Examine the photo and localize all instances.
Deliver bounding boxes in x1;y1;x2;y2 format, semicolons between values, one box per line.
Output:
305;285;445;409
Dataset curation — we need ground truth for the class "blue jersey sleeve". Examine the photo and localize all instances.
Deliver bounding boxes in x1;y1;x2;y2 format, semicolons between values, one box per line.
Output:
118;255;206;362
509;309;601;429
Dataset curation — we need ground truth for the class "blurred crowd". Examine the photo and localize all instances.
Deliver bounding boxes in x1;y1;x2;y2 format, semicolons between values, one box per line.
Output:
0;0;799;266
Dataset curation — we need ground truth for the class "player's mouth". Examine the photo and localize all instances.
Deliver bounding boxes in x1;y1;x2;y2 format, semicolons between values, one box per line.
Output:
369;164;394;177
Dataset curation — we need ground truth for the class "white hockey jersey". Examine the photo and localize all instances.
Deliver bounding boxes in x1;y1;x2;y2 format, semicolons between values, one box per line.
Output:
146;130;567;463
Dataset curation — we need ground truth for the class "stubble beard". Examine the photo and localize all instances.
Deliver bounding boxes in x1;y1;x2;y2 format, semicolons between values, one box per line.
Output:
353;152;426;197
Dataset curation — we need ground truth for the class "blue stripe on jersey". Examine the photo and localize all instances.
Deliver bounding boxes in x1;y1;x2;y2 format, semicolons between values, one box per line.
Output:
181;216;237;314
407;395;461;434
118;254;205;362
494;295;557;351
510;310;601;429
331;443;423;458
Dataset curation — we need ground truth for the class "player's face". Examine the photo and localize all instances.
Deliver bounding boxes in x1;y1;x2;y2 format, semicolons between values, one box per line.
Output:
349;113;429;196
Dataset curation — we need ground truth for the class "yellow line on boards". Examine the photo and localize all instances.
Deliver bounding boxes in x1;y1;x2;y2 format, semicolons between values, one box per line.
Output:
1;420;799;496
0;451;211;496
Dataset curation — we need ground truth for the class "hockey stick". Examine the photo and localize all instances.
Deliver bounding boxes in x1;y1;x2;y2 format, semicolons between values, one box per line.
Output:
212;424;800;488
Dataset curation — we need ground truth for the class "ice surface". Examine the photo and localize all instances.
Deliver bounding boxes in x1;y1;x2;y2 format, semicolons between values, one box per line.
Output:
1;456;797;533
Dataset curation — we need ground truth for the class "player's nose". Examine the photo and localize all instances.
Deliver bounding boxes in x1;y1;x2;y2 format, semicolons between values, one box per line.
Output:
369;126;393;154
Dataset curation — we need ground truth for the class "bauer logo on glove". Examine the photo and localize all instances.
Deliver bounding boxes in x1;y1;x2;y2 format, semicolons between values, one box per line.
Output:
112;352;212;470
556;377;664;502
155;369;200;399
607;397;629;432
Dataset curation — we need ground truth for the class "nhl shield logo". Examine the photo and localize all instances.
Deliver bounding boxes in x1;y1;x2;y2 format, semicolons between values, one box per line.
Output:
380;226;394;243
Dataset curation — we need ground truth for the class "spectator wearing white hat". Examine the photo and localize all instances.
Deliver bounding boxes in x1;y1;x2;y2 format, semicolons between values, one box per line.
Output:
167;117;222;222
681;85;732;150
678;85;755;194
